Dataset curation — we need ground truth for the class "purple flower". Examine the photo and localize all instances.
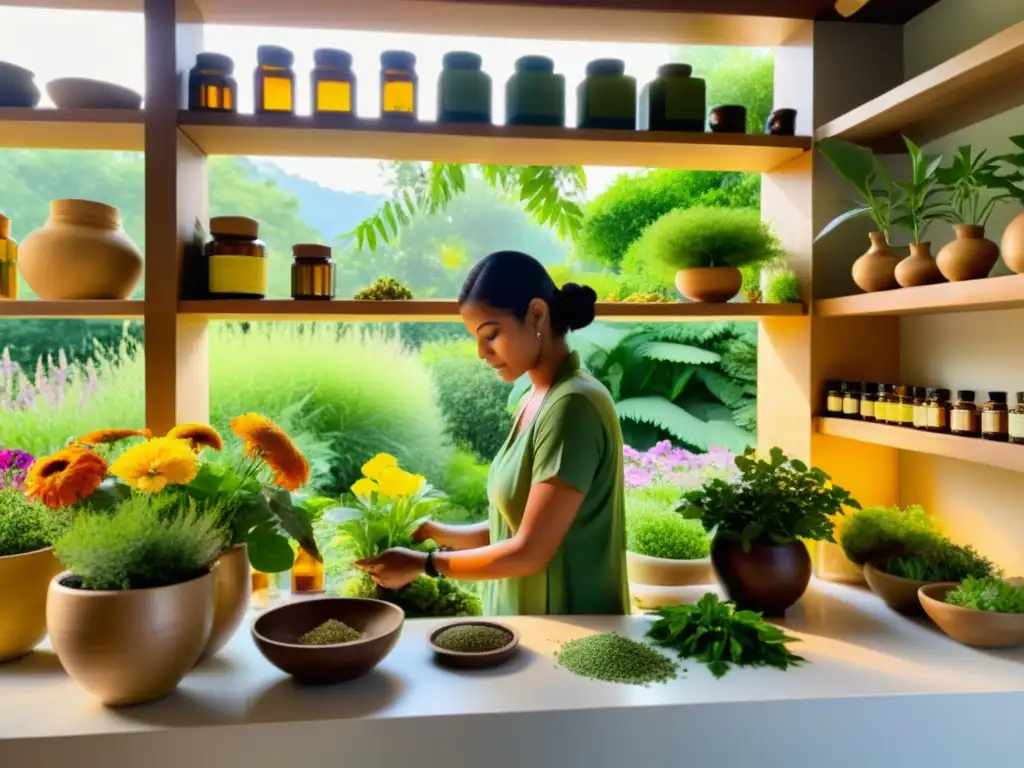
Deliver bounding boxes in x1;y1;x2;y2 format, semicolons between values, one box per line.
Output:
0;450;11;471
624;466;653;488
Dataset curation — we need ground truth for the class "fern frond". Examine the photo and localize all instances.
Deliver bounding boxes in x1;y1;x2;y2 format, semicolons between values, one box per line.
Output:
731;400;758;431
637;341;720;365
616;396;709;450
704;419;756;454
695;367;748;407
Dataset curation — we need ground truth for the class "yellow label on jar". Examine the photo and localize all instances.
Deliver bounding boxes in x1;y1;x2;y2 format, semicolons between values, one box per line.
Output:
1010;413;1024;439
912;405;927;429
899;403;913;424
261;76;293;112
860;400;874;419
316;80;352;113
383;81;415;114
209;255;267;296
827;394;843;413
843;397;858;415
981;411;1007;435
951;409;974;433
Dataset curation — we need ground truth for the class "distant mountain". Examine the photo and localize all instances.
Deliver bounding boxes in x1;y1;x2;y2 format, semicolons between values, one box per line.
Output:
243;159;386;242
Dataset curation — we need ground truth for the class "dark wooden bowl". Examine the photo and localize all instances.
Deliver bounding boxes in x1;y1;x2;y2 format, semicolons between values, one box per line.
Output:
252;597;404;684
429;620;520;670
864;561;938;614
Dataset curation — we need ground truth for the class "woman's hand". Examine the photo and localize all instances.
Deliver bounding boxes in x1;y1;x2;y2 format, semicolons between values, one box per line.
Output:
354;548;428;590
412;519;442;544
411;519;491;550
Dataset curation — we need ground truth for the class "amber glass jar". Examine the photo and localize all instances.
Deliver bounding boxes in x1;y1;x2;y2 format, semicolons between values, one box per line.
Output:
859;382;876;422
188;52;237;112
1010;392;1024;445
892;385;914;427
825;380;843;416
255;44;295;114
291;243;335;299
841;382;860;418
981;391;1009;442
381;50;418;118
0;214;17;300
291;546;324;594
205;216;267;299
950;390;980;437
911;386;928;430
875;384;895;425
251;569;270;592
925;388;950;433
312;48;356;115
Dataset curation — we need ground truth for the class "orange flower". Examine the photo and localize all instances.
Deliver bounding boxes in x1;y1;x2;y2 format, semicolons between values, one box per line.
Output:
24;447;108;509
230;413;310;491
75;428;151;446
166;423;224;452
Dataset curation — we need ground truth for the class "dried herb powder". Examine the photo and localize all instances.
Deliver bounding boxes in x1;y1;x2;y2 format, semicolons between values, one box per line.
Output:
434;624;513;653
555;632;678;686
296;619;364;646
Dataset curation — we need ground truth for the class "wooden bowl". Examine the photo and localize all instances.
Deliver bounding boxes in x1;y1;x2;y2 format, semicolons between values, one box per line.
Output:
919;580;1024;648
252;597;404;684
429;620;520;669
46;78;142;110
864;561;940;614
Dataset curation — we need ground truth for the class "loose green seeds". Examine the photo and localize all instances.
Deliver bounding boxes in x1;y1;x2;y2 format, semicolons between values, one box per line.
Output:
296;619;364;646
555;632;678;686
435;624;513;653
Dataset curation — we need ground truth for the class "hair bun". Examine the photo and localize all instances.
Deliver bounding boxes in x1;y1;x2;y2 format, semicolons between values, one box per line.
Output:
556;282;597;331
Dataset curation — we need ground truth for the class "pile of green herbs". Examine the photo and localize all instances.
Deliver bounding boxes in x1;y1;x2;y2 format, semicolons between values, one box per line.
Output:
883;542;994;582
0;487;71;557
945;577;1024;614
647;592;805;678
555;632;679;686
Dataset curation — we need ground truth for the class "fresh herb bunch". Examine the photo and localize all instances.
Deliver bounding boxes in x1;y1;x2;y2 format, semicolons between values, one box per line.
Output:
343;571;482;617
54;494;226;590
945;577;1024;614
647;592;805;678
935;145;1014;226
680;447;860;551
354;276;414;301
840;504;941;566
0;487;70;557
763;269;801;304
815;138;899;242
626;504;710;560
883;542;994;582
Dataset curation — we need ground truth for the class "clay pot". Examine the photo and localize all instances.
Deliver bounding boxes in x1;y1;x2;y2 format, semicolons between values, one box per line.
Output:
0;548;62;663
1001;211;1024;274
674;266;742;303
199;543;251;661
711;537;811;616
47;570;214;706
863;561;938;614
936;224;999;281
18;199;143;300
895;241;944;288
852;232;900;292
919;579;1024;648
626;551;714;587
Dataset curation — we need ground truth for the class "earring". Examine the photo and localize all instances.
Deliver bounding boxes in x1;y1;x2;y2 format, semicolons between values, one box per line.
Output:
536;332;543;340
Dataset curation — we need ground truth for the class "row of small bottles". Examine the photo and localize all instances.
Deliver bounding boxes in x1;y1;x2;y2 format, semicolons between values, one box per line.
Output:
251;546;324;603
825;381;1024;444
188;47;764;132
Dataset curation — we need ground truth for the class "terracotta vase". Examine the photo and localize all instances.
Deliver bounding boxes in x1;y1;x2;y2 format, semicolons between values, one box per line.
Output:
674;266;742;303
711;537;811;616
936;224;999;281
47;570;214;707
626;551;715;587
18;199;143;299
199;543;251;661
895;241;944;288
1001;211;1024;274
851;232;900;292
0;548;62;662
863;561;938;614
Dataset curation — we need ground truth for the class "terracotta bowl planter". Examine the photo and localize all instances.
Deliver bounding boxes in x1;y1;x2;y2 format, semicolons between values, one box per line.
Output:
674;266;742;303
895;242;944;288
863;561;939;614
252;597;404;685
1002;212;1024;274
936;224;999;281
626;551;715;587
429;620;520;670
711;537;811;616
200;543;251;661
919;580;1024;648
47;570;214;706
852;232;900;292
0;548;62;663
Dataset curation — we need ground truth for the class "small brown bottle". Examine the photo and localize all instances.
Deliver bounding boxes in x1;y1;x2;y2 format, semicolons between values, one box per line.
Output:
1010;392;1024;445
950;390;980;438
911;386;928;430
981;391;1009;442
859;382;876;422
291;546;325;594
925;388;950;433
842;382;860;419
825;380;843;416
894;385;914;427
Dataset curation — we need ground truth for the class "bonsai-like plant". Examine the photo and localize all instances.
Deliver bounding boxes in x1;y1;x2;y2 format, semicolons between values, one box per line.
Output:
839;503;941;565
935;145;1013;226
892;136;948;243
815;138;899;242
946;576;1024;614
763;268;801;304
627;504;710;561
680;446;861;551
883;541;994;583
0;487;69;557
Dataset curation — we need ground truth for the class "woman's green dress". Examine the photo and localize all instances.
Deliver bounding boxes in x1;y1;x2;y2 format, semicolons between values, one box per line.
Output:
484;351;629;616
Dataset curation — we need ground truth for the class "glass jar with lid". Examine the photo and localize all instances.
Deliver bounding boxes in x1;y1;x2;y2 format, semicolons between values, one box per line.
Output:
825;380;843;416
205;216;267;299
188;52;237;112
255;44;295;114
859;382;877;422
950;390;980;437
841;382;860;419
291;243;335;300
380;50;418;119
1010;392;1024;445
925;388;950;433
438;51;491;123
911;386;928;430
312;48;356;116
876;383;896;425
577;58;636;130
893;385;914;427
981;391;1009;442
506;55;565;126
638;63;706;132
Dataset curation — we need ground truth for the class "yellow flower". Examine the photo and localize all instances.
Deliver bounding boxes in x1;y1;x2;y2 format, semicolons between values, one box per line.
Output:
361;453;398;480
166;423;223;452
110;437;199;493
230;413;310;491
351;478;378;498
24;447;108;509
376;466;425;499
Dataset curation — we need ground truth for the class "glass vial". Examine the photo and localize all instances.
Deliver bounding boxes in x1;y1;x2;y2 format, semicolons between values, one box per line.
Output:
0;214;17;300
925;388;950;433
1010;392;1024;445
981;391;1009;442
841;382;860;419
380;50;418;119
255;44;295;114
876;384;895;425
188;52;237;112
950;390;980;437
859;382;876;422
312;48;356;115
291;546;325;594
825;380;843;416
911;386;928;430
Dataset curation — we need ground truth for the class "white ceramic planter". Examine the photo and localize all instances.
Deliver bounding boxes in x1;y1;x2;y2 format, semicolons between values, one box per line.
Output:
626;551;715;587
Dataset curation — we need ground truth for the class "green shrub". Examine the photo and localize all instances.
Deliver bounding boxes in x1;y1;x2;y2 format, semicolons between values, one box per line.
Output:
343;572;482;617
437;449;490;524
840;504;941;565
627;505;710;560
946;577;1024;613
764;269;802;304
0;488;71;557
54;494;226;590
884;542;994;582
420;338;512;461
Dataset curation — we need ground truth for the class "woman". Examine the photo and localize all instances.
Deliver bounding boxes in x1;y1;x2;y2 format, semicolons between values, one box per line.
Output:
355;250;629;616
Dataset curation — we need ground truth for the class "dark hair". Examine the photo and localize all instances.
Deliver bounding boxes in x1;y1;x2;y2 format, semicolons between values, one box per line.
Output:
459;251;597;334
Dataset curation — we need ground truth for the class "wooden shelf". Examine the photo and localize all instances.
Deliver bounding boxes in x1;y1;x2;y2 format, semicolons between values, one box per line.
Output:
815;20;1024;149
0;300;144;319
814;274;1024;317
178;299;805;322
817;417;1024;474
178;113;811;172
0;108;144;151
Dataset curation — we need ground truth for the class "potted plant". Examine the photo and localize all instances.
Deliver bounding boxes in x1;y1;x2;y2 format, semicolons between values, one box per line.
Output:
761;267;802;304
990;134;1024;273
629;206;785;303
865;540;994;614
324;453;481;617
934;145;1012;280
892;136;948;287
816;137;901;292
919;576;1024;648
680;446;860;615
839;503;941;567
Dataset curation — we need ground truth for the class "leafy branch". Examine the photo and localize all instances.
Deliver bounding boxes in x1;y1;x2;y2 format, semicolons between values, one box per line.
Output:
935;145;1014;227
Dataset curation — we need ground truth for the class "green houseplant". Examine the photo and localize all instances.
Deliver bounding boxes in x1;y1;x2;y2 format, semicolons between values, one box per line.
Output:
919;576;1024;649
892;136;948;287
625;486;713;593
681;446;860;615
630;207;785;303
839;503;941;566
991;134;1024;273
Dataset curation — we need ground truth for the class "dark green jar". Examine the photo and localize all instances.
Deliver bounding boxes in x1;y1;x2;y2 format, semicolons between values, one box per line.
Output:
577;58;635;130
438;51;491;124
506;56;564;126
639;63;705;131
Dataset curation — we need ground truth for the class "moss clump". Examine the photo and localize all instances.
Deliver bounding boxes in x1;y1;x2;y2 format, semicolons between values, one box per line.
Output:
343;572;482;618
627;505;710;561
555;632;678;686
883;542;994;582
839;504;940;566
296;619;363;645
354;276;413;301
435;624;512;653
763;269;802;304
946;577;1024;614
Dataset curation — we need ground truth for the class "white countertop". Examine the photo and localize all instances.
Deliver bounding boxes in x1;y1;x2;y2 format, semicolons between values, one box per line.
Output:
2;580;1023;767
